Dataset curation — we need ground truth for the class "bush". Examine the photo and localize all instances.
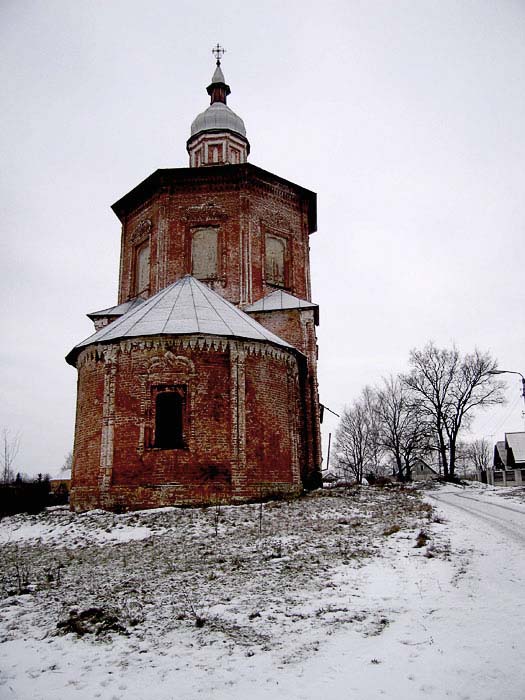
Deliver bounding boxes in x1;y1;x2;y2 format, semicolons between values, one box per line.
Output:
0;475;55;518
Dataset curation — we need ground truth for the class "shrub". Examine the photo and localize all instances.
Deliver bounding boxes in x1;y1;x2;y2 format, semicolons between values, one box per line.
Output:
0;476;53;518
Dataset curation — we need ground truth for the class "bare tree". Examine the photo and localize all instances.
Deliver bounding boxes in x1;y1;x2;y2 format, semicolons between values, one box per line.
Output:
61;450;73;473
463;438;492;480
1;429;21;484
334;389;378;485
375;375;430;482
404;343;505;480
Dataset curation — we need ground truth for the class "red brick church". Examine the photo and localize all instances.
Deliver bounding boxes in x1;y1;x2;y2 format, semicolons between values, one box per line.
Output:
66;49;322;511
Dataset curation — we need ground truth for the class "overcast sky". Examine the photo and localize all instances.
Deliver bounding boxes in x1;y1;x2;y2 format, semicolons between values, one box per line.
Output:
2;0;525;477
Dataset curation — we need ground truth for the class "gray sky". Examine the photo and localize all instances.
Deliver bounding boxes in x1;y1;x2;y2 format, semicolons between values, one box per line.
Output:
2;0;525;477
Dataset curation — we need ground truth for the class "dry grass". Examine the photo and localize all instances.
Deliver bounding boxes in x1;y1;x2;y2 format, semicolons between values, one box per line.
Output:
0;486;436;654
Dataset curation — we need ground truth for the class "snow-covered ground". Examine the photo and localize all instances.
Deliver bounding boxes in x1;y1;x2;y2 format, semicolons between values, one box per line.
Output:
0;483;524;699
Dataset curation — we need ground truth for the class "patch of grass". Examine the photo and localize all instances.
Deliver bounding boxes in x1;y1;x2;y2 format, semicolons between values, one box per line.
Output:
414;530;430;548
56;607;128;637
383;524;401;537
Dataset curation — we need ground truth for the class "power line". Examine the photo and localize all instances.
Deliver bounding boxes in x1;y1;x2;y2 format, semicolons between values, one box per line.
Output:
476;394;521;438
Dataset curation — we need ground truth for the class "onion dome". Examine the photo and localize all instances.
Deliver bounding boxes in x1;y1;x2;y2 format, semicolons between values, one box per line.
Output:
187;48;250;167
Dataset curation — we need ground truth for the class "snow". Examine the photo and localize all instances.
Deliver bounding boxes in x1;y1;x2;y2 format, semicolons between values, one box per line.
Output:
0;484;524;699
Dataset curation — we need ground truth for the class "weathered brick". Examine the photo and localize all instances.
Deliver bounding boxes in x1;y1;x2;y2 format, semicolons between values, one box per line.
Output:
69;163;322;512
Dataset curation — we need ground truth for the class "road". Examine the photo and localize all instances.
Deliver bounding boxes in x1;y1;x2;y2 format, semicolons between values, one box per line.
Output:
430;486;525;545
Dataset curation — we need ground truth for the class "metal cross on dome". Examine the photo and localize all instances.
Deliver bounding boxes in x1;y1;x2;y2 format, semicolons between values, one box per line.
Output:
212;43;226;64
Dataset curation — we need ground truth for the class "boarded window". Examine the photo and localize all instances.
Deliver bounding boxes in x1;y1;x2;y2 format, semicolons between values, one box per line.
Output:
135;241;150;294
265;235;286;286
154;388;186;449
191;228;218;279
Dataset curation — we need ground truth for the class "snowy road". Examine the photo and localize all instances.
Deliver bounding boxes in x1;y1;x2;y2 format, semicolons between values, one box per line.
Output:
430;487;525;545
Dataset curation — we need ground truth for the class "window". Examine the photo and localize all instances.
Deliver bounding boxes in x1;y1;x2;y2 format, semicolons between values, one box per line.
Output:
505;470;516;481
135;241;150;294
521;470;525;481
265;234;287;287
191;228;218;279
154;387;186;449
494;471;504;482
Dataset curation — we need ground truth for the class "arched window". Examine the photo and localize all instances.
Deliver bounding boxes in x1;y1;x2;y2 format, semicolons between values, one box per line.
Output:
154;388;186;449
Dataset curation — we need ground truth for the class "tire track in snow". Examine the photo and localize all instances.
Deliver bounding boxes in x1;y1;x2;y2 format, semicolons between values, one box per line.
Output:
429;490;525;546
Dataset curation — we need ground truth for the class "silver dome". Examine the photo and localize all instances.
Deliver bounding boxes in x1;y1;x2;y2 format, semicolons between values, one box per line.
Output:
190;102;247;139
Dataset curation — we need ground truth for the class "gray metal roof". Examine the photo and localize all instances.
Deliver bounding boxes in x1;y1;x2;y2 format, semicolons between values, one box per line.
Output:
87;297;145;320
245;290;319;324
190;102;247;138
245;289;317;313
67;276;294;365
506;432;525;463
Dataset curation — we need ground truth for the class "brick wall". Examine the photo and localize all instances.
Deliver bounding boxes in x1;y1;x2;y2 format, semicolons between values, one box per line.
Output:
70;163;322;512
70;336;304;511
115;165;315;309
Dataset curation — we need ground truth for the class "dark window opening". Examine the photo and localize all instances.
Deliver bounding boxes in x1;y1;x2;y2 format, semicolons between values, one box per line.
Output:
154;389;186;449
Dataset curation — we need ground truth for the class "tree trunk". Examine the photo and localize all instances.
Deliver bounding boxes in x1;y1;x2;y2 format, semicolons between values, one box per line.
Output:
438;431;449;479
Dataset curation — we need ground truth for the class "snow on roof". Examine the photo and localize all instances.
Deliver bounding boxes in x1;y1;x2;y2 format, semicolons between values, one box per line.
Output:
244;289;318;323
505;432;525;463
67;276;295;365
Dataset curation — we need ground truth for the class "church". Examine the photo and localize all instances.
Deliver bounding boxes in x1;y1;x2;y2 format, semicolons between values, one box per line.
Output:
66;48;322;511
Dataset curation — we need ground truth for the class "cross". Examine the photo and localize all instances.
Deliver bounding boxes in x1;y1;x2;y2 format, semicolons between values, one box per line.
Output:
212;43;225;64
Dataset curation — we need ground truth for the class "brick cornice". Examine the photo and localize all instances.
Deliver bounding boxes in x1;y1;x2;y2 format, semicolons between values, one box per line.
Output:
111;164;317;234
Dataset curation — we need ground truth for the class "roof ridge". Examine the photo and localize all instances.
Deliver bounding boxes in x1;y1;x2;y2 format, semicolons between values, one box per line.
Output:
118;284;175;337
195;278;244;337
161;277;186;333
188;277;202;333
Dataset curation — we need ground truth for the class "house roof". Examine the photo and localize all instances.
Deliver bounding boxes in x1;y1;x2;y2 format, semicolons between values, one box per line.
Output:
66;276;295;366
494;441;507;467
505;432;525;464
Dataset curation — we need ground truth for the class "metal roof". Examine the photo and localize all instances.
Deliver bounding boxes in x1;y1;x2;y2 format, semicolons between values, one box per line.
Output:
190;102;247;138
245;289;317;313
245;290;319;325
506;432;525;464
66;276;295;366
87;297;145;320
